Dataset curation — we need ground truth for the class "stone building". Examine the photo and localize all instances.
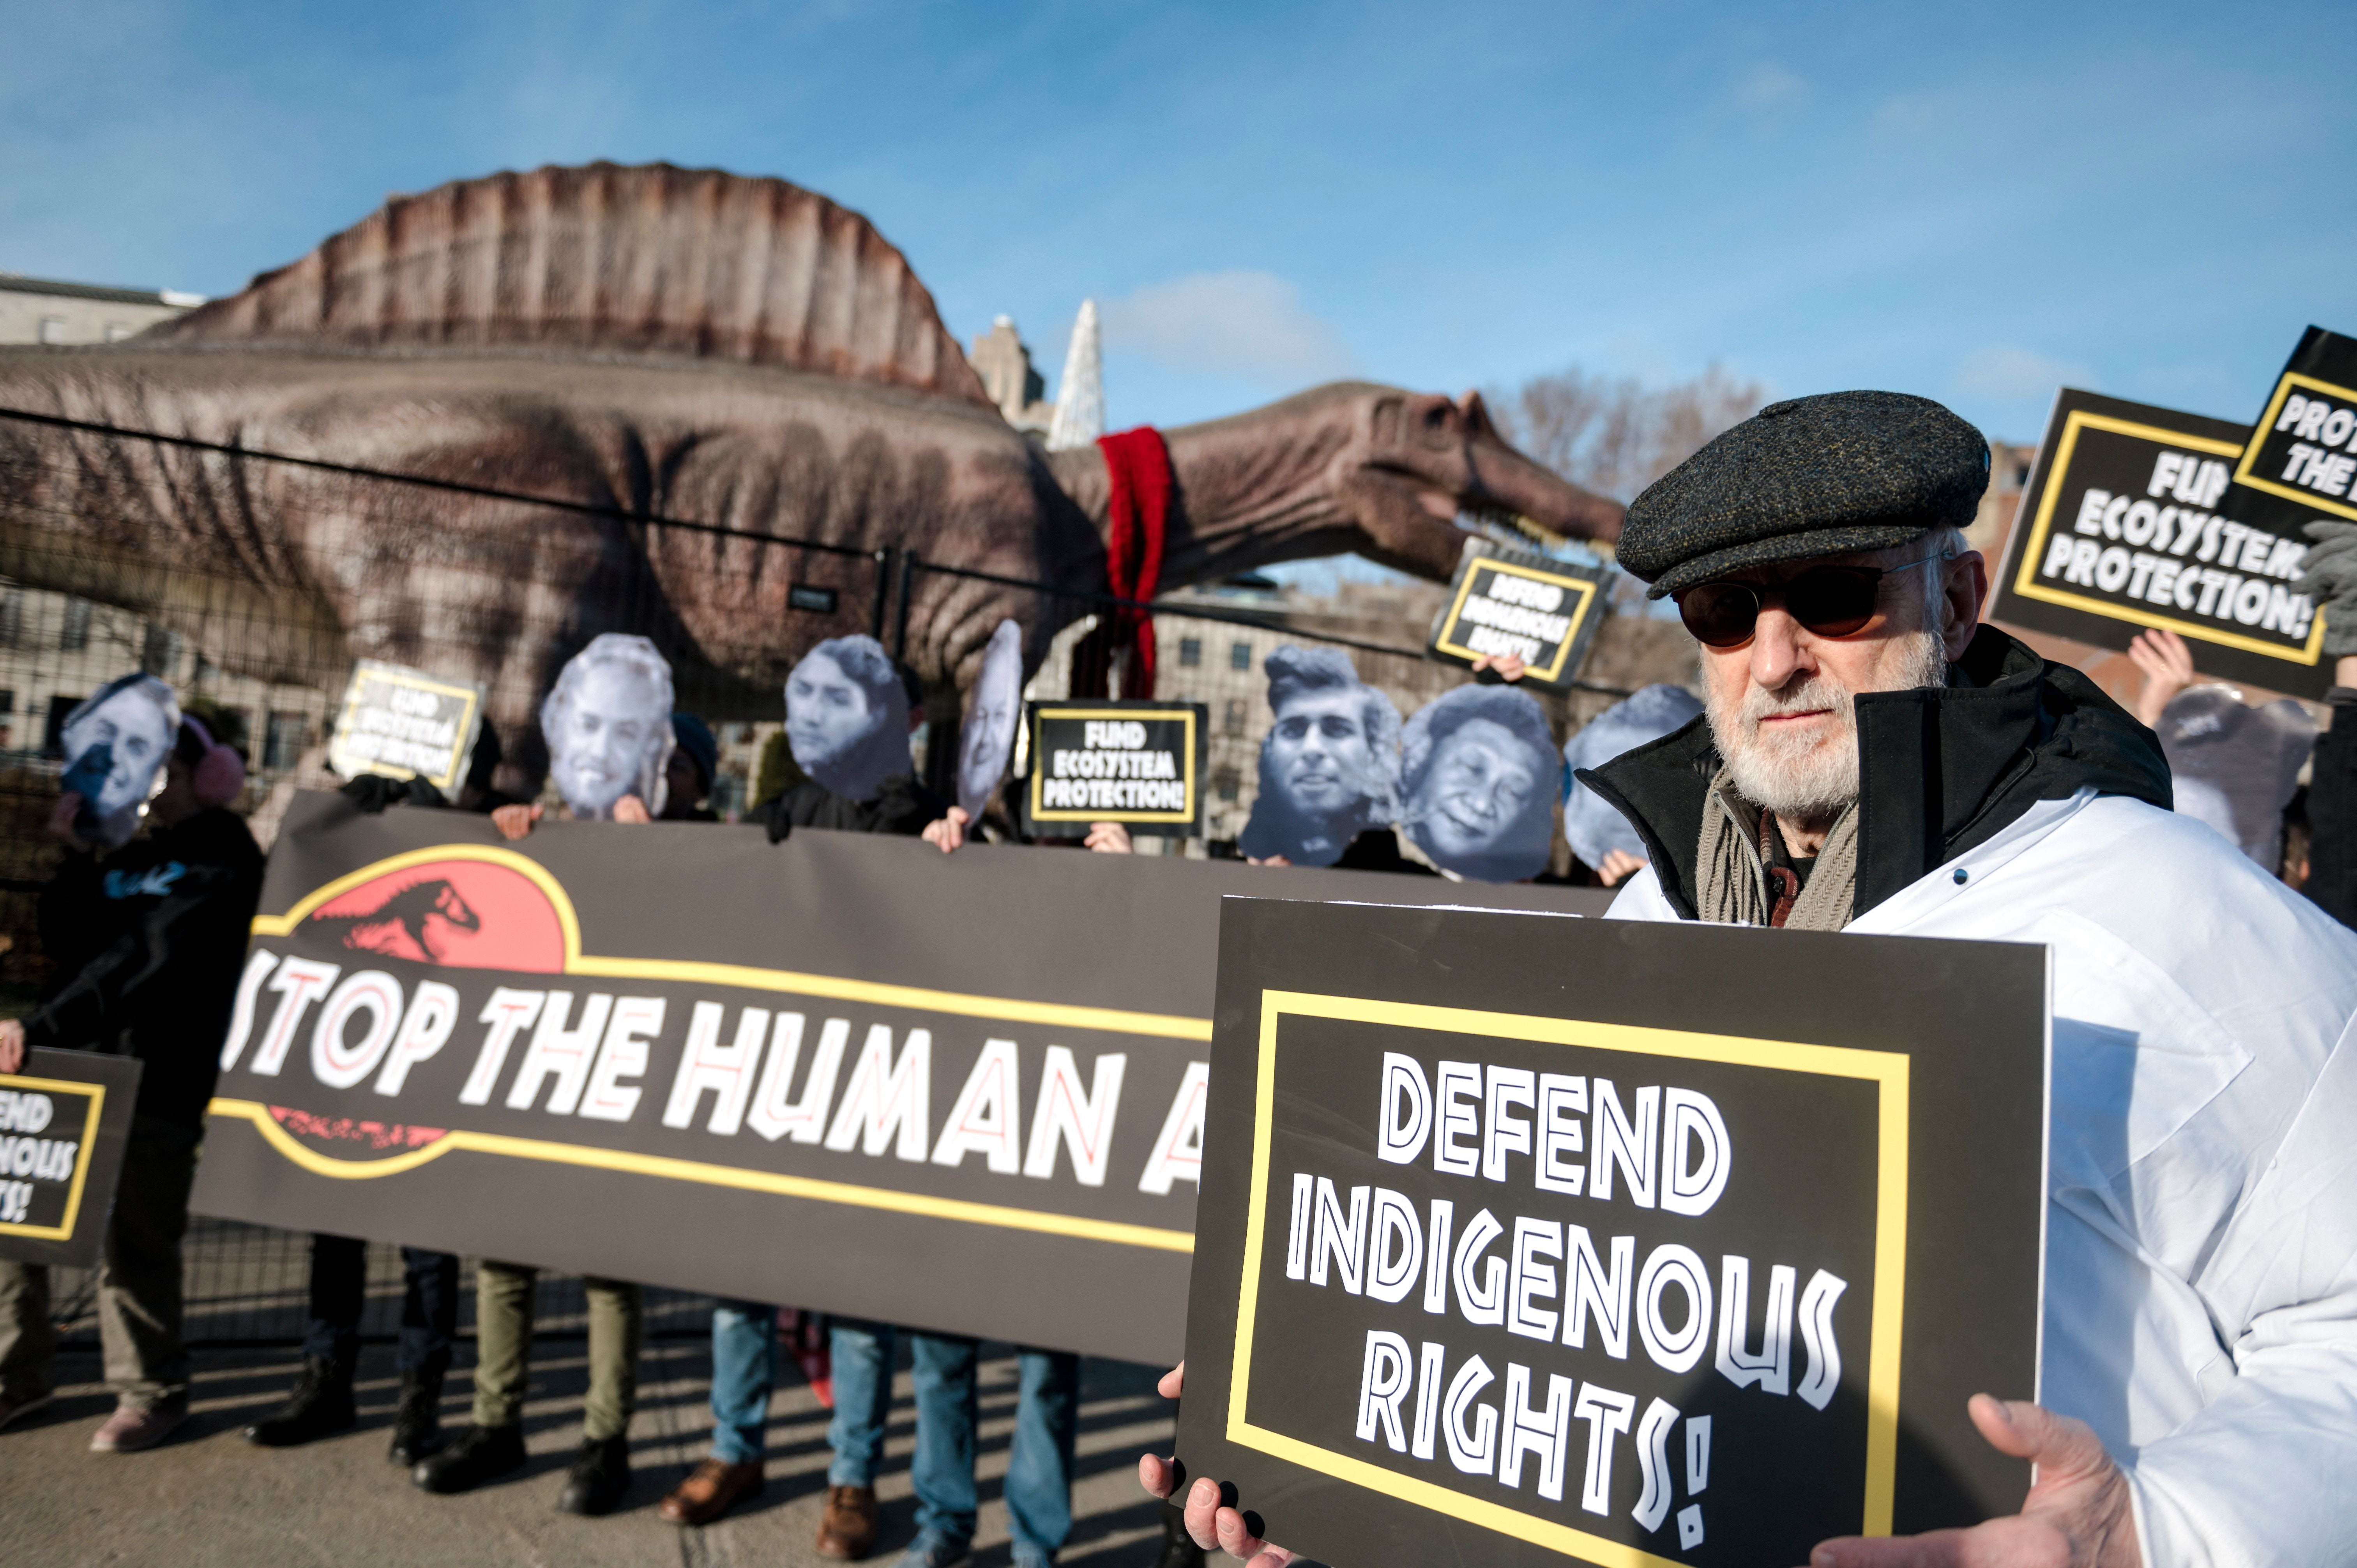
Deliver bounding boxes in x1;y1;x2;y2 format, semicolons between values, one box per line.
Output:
0;272;203;345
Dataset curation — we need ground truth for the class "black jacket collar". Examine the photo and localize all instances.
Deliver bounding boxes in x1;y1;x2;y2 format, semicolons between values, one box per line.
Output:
1574;625;2173;921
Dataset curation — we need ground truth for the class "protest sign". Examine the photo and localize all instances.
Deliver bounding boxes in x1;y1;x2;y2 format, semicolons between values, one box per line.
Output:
2221;326;2357;604
190;793;1610;1361
1023;700;1207;837
1180;899;2047;1568
1429;547;1609;690
327;660;486;791
0;1048;142;1268
1992;389;2328;695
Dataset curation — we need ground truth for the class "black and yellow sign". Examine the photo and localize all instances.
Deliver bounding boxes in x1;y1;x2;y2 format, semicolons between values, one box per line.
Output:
1991;389;2329;696
1023;700;1207;837
1429;549;1608;689
0;1048;142;1269
327;659;486;791
1180;899;2046;1568
2230;326;2357;526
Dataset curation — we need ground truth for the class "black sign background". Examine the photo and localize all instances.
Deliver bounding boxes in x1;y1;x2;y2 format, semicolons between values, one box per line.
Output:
1023;699;1207;837
326;660;487;791
0;1048;142;1268
1991;389;2329;695
1179;900;2047;1568
1429;547;1610;690
2223;327;2357;605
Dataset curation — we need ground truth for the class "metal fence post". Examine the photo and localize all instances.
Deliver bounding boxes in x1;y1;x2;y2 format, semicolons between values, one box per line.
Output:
870;546;893;638
895;549;920;662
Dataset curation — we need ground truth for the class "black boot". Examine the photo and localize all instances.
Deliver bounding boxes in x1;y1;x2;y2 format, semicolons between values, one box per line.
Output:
556;1434;631;1516
412;1422;527;1494
243;1354;357;1447
387;1368;446;1467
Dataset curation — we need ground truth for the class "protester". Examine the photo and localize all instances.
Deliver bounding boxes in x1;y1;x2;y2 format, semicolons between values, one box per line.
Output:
760;642;943;841
245;727;515;1465
956;619;1024;821
1148;390;2357;1568
2125;626;2315;870
1558;682;1704;886
541;633;677;819
1236;647;1400;867
0;712;264;1449
1396;683;1556;880
55;674;182;850
2293;520;2357;928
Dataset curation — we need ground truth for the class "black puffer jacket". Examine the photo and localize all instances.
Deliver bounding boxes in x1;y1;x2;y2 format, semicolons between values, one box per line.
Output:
25;806;267;1127
750;775;948;839
1574;625;2174;921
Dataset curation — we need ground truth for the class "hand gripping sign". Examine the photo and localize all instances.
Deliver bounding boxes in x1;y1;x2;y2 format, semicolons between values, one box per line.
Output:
1180;899;2046;1568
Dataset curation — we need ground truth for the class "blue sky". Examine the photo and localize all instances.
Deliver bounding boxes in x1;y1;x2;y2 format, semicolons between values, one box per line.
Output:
4;0;2352;451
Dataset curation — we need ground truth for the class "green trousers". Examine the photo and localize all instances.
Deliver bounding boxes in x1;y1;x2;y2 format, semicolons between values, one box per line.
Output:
470;1261;642;1442
0;1118;201;1413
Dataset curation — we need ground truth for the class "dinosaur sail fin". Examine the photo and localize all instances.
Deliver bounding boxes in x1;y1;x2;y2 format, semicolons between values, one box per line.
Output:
147;162;993;406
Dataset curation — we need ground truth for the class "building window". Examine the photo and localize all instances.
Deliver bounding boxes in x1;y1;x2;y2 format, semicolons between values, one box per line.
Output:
1213;765;1241;802
104;322;135;342
1230;641;1252;671
38;316;68;344
1223;698;1247;737
44;700;81;756
0;592;19;647
265;711;308;770
0;689;13;753
60;598;92;651
141;622;176;675
1178;637;1202;668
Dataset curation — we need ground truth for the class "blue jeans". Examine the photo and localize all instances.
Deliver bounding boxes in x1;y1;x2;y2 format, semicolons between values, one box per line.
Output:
709;1299;779;1464
827;1321;1080;1553
301;1235;460;1376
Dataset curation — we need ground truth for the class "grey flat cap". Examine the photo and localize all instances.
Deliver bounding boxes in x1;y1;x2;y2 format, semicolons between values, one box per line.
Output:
1619;390;1989;597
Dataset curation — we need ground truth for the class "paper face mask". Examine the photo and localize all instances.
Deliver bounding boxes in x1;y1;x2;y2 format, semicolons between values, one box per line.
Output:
60;674;182;848
1237;646;1400;867
1560;683;1704;873
785;635;912;804
958;620;1023;820
540;634;676;819
1401;683;1557;882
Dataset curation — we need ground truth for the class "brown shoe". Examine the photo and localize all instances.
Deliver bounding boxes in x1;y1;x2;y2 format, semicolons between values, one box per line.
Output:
815;1483;878;1559
659;1456;763;1526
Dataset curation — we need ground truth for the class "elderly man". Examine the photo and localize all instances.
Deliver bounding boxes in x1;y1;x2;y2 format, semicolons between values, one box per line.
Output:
1147;391;2357;1567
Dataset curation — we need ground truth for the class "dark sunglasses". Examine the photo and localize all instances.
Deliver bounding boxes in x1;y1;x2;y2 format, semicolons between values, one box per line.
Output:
1674;549;1951;650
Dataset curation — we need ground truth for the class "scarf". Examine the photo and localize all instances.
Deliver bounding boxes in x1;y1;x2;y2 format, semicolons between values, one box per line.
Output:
1695;766;1861;931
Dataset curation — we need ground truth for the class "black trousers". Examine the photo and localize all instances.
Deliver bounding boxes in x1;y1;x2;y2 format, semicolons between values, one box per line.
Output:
302;1234;460;1376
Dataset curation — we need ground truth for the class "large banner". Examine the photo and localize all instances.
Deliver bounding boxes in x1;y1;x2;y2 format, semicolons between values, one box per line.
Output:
191;793;1611;1362
1178;899;2047;1568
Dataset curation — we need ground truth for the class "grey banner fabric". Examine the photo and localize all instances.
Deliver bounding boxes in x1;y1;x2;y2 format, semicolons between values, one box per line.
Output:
189;792;1611;1362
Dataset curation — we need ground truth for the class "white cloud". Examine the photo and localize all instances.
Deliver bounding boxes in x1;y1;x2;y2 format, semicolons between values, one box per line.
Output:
1736;62;1808;113
1953;345;2097;402
1099;270;1355;383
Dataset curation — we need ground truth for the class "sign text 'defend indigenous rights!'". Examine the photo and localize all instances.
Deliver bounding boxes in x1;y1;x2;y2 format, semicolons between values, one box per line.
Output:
1179;900;2045;1568
0;1048;141;1269
1991;389;2332;696
189;793;1610;1362
1428;547;1609;691
1024;699;1208;837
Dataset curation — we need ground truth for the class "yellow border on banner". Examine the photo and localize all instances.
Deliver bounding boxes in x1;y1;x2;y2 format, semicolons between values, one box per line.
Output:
327;666;484;791
1027;706;1202;824
204;1098;1193;1252
2008;411;2329;666
0;1074;106;1242
2233;373;2357;523
1227;991;1910;1563
1432;558;1600;682
250;844;1211;1042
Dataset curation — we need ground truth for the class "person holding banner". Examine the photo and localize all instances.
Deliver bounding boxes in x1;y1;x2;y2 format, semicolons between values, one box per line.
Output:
1148;390;2357;1568
0;712;263;1450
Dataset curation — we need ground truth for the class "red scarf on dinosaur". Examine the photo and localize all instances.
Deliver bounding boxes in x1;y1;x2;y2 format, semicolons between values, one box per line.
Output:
1071;426;1172;699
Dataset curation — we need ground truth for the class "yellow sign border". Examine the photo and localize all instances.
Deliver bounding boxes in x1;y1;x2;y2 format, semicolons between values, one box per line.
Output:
2007;410;2327;666
1226;990;1910;1566
1433;558;1602;683
326;663;485;791
1027;705;1203;825
2233;372;2357;523
0;1073;106;1242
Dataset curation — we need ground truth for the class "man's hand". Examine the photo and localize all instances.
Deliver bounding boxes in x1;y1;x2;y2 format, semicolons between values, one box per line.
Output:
1597;848;1647;887
0;1019;24;1075
611;794;652;825
923;806;970;853
46;792;91;851
1245;853;1292;868
1803;1396;2137;1568
1471;651;1529;683
491;802;543;841
1137;1363;1298;1568
2126;628;2196;729
1084;821;1134;854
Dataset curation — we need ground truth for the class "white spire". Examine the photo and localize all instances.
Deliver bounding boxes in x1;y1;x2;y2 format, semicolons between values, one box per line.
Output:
1046;298;1104;451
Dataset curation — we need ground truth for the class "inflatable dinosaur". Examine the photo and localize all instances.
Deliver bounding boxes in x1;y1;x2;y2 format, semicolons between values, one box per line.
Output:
0;163;1618;788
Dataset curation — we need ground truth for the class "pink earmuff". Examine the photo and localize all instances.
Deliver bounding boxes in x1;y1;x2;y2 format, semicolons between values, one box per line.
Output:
181;717;248;809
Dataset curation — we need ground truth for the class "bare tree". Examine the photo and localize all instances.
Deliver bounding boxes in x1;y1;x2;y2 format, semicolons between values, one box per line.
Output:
1490;363;1769;503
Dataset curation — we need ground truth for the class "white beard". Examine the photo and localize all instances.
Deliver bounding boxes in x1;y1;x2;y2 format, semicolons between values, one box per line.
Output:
1706;630;1948;823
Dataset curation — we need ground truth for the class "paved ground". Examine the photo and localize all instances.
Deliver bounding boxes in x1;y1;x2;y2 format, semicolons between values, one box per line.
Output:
0;1336;1184;1566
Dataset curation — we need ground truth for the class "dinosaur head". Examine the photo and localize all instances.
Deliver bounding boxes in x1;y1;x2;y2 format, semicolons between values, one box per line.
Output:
1331;385;1623;580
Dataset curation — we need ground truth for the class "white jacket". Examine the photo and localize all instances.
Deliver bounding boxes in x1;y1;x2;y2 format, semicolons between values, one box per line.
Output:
1609;788;2357;1568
